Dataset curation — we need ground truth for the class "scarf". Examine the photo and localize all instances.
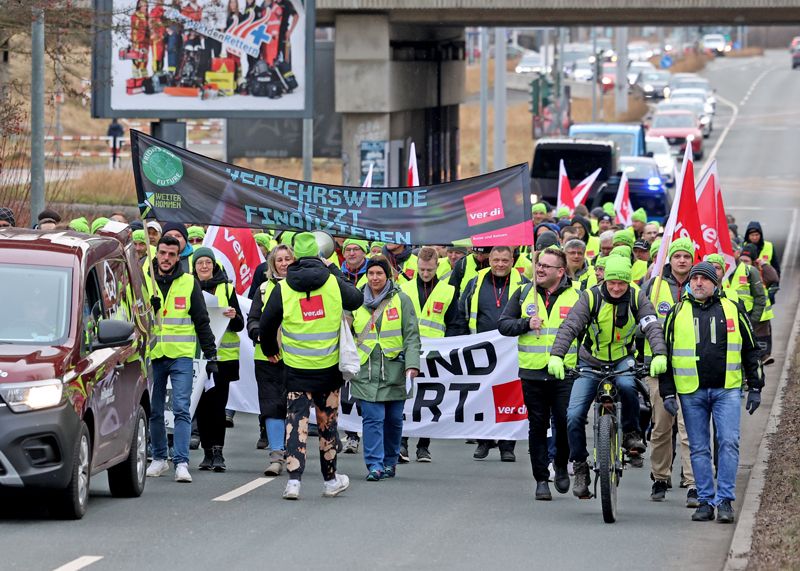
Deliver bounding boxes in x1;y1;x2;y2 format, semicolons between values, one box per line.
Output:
363;280;393;309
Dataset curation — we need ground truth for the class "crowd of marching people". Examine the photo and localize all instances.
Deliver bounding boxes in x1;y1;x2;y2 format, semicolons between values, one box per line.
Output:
0;201;778;520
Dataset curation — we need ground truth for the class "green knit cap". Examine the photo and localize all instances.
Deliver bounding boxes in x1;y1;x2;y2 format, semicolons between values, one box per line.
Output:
603;202;616;217
704;253;725;267
595;256;608;268
556;206;570;219
187;225;205;240
370;241;386;252
612;229;635;249
650;239;662;258
279;231;296;246
192;246;215;264
68;217;90;233
293;232;319;258
91;217;109;234
610;245;632;259
669;237;694;259
132;229;147;244
253;233;272;249
632;208;647;223
604;256;632;283
532;203;548;214
342;238;369;254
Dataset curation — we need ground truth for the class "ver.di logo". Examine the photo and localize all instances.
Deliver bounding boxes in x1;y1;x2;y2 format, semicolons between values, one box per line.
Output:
142;145;184;187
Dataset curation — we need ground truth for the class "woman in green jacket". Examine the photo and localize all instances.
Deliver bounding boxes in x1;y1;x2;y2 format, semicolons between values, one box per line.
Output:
350;256;421;481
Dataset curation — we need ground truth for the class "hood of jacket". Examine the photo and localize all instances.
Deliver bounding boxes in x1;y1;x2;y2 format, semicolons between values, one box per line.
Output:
744;221;764;249
535;222;561;237
286;257;333;292
571;215;592;240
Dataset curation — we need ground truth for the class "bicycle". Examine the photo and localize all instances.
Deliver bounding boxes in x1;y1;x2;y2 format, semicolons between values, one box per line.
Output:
567;363;651;523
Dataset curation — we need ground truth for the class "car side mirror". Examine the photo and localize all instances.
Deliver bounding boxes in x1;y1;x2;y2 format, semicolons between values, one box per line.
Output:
93;319;135;350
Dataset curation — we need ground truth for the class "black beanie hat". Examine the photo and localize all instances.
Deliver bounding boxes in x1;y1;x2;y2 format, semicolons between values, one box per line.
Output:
161;221;189;244
365;257;392;281
689;261;719;285
740;243;759;260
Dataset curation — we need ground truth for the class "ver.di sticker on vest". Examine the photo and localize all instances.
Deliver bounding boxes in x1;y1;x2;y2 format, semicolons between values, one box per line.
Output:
432;301;444;314
174;297;186;310
300;295;326;321
386;307;400;321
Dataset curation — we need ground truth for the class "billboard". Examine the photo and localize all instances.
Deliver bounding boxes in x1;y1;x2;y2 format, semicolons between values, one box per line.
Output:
93;0;314;118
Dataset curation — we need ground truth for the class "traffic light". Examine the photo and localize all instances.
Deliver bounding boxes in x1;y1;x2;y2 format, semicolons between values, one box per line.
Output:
541;77;552;109
529;77;540;115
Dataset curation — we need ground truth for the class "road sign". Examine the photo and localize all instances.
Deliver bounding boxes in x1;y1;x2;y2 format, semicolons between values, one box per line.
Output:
660;54;673;69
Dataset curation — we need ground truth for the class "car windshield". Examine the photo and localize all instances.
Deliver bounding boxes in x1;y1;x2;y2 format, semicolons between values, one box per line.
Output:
621;161;658;179
602;64;617;73
641;71;669;82
519;53;542;65
0;265;72;344
573;131;635;155
678;81;709;91
532;147;612;180
646;138;670;154
652;113;695;129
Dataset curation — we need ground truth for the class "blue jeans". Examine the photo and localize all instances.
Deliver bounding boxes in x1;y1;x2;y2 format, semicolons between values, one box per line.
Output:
150;357;194;466
359;400;405;472
567;357;640;462
680;388;741;506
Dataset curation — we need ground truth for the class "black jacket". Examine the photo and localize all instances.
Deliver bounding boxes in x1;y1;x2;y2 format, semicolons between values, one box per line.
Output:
259;257;363;392
247;261;268;300
152;260;216;360
498;275;574;381
453;271;531;335
448;253;490;295
195;264;244;335
659;291;762;399
744;221;781;276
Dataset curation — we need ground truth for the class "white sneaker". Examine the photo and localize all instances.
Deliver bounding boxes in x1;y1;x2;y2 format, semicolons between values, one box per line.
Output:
322;473;350;497
174;462;192;483
146;459;170;477
283;479;301;500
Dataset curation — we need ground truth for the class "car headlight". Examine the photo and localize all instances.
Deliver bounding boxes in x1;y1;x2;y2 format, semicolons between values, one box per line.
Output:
663;87;670;97
644;84;654;92
0;379;65;413
602;77;612;84
686;135;695;142
700;116;710;125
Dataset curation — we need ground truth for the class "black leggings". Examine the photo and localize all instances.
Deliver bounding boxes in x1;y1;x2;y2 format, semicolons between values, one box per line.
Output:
196;360;238;449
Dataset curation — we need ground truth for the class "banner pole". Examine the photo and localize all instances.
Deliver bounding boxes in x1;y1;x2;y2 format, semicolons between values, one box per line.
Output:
145;235;162;327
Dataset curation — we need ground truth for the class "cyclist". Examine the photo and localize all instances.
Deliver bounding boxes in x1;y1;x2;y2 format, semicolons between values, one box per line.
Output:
546;256;668;499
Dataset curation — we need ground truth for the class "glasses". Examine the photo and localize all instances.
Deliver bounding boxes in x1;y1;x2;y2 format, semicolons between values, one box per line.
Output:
190;238;204;244
536;262;563;270
344;246;364;253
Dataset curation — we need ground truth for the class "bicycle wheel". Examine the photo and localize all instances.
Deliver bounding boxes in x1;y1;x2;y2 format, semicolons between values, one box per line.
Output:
597;413;619;523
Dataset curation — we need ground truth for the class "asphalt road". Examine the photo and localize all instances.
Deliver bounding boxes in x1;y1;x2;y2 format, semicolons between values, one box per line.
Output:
2;50;798;571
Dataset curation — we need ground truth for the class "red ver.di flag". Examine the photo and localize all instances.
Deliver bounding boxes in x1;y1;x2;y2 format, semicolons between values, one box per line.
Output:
613;171;633;227
204;226;265;296
557;160;575;212
696;160;735;275
671;147;706;261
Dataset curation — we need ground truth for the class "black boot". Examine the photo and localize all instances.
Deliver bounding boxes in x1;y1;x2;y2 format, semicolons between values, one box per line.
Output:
473;442;491;460
199;449;213;471
211;446;226;472
573;461;592;499
256;424;268;450
554;465;570;494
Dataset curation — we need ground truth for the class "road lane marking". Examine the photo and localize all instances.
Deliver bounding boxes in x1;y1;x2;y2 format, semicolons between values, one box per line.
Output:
53;556;103;571
212;477;275;502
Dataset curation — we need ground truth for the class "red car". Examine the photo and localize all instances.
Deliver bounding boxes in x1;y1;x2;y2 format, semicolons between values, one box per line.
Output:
600;63;616;93
0;223;152;518
646;109;704;160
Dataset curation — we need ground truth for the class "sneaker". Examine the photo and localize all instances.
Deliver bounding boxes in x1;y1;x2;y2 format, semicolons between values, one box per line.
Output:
225;415;234;428
174;462;192;483
199;449;213;471
398;444;410;464
343;436;359;454
283;479;301;500
686;488;700;508
416;447;432;463
211;446;226;472
263;450;286;477
554;465;570;494
535;481;552;501
692;503;715;521
322;474;350;497
146;459;170;477
572;460;592;499
500;450;516;462
716;499;735;523
651;480;669;501
366;469;383;482
473;442;491;460
256;426;268;450
189;434;201;451
382;465;396;479
623;431;646;454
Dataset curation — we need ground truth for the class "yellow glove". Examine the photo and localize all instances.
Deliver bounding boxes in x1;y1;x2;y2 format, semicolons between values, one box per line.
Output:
548;355;565;380
650;354;668;377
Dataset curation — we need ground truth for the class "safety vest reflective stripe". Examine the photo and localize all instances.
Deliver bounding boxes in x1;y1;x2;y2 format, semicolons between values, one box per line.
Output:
282;344;339;357
468;269;523;334
281;330;339;341
162;317;193;325
671;297;743;393
418;318;446;333
159;335;197;343
399;278;454;338
215;282;240;362
520;345;578;354
352;293;405;364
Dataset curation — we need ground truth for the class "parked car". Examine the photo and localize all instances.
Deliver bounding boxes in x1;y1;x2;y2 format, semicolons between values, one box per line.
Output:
645;136;677;187
646;110;704;160
600;62;617;93
568;122;649;157
635;69;671;99
530;138;618;207
0;222;152;519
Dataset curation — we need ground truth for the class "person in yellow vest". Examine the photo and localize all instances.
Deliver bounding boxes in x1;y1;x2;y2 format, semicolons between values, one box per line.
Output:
498;247;581;500
739;244;778;366
548;256;668;498
726;245;767;325
259;232;363;500
133;229;154;266
448;246;491;296
145;235;219;484
593;255;607;284
247;244;295;473
570;215;601;260
370;241;385;256
349;256;421;481
187;225;205;247
632;208;647;239
564;239;596;291
161;221;194;273
341;238;370;288
191;248;244;473
706;253;738;303
660;262;763;523
398;247;459;463
456;246;530;461
743;221;780;276
146;220;162;246
631;240;650;284
513;248;534;279
383;243;418;282
640;237;697;505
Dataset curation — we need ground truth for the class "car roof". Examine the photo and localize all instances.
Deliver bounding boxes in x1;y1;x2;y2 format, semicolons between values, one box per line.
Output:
534;137;616;150
654;109;695;115
620;156;658;165
0;228;124;268
570;123;642;133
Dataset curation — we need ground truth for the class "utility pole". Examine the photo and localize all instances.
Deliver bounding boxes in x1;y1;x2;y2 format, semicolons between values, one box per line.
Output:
591;27;598;122
615;27;628;118
493;27;507;170
31;7;45;225
302;118;313;181
479;27;488;174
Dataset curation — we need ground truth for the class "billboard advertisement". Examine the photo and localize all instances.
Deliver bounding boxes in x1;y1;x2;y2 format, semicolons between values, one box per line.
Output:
93;0;314;118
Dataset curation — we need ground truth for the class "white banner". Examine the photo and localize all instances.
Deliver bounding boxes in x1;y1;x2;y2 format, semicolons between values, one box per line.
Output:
226;328;530;440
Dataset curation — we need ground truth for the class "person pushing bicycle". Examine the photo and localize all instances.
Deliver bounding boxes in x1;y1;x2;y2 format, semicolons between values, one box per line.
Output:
546;256;668;499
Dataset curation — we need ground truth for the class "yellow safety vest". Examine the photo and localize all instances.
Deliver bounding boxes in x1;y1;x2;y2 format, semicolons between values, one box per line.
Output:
631;259;648;284
352;293;404;365
645;276;676;357
149;273;197;360
214;282;240;362
758;241;774;265
468;268;523;334
585;235;601;260
585;284;640;362
459;255;480;293
254;280;276;362
670;297;743;393
436;257;452;280
571;265;597;291
518;284;580;370
279;275;342;369
514;254;533;279
400;278;455;338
